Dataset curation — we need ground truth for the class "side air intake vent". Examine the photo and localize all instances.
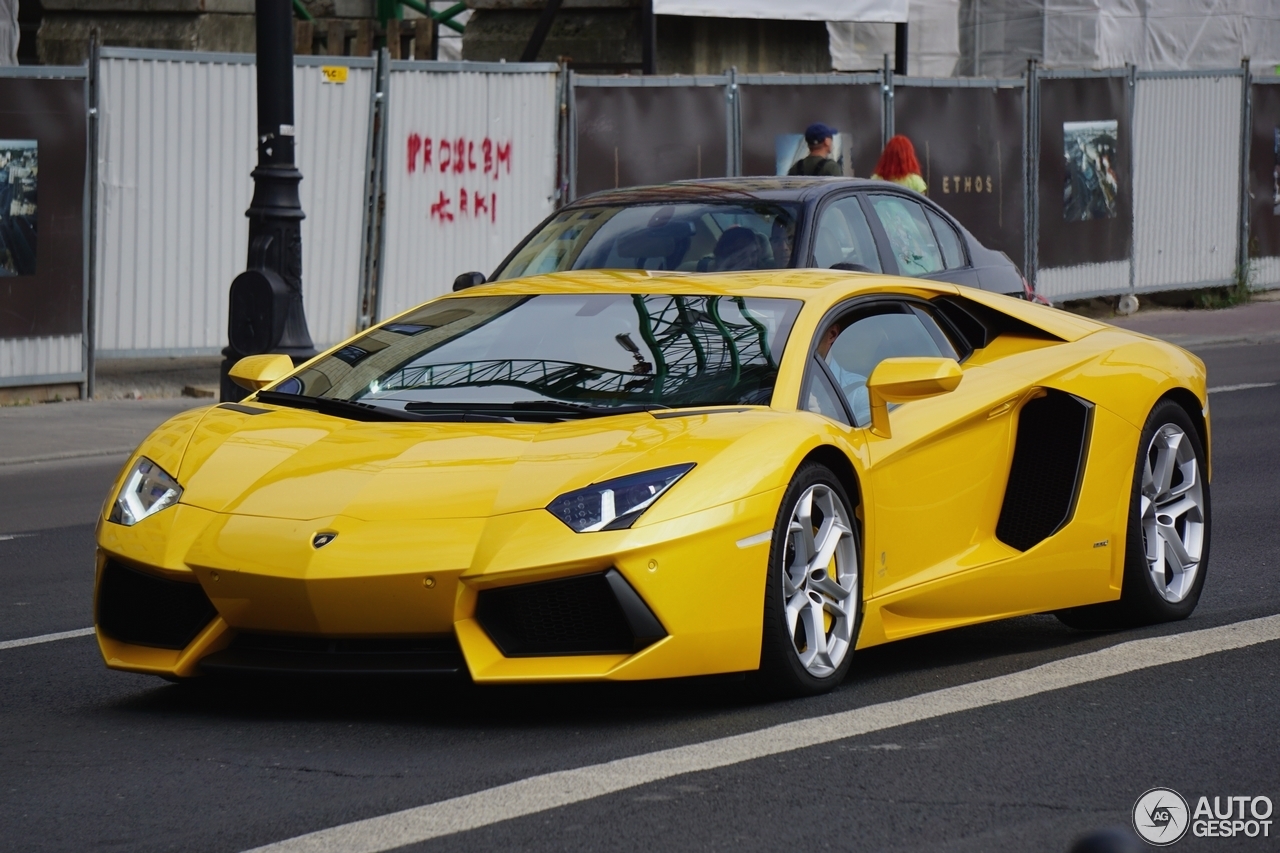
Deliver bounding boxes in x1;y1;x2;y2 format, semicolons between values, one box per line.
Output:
476;569;666;657
996;390;1093;552
96;560;217;649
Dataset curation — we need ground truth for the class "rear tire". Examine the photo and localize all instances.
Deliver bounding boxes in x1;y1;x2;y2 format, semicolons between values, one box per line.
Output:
757;463;862;697
1056;400;1209;630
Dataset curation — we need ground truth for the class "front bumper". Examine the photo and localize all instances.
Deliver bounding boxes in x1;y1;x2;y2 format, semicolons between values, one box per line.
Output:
94;487;783;682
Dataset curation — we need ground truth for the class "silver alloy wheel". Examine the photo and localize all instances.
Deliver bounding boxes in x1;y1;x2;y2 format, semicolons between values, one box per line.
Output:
783;484;857;678
1140;423;1206;603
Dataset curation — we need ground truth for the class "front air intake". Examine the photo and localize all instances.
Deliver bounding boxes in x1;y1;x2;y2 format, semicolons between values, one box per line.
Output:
96;560;217;649
475;569;666;657
199;634;466;676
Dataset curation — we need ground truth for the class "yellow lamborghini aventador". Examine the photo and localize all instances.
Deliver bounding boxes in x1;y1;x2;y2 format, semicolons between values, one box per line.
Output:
93;270;1211;696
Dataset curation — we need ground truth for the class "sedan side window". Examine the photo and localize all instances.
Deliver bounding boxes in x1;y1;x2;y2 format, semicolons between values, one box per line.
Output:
925;208;966;269
812;197;882;273
820;304;957;426
869;196;944;276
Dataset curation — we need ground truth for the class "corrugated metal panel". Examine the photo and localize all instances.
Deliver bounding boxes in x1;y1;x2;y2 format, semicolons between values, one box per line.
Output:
0;335;82;385
293;63;375;346
379;68;558;319
95;52;372;356
1036;260;1130;301
1132;74;1242;291
96;55;255;355
1253;256;1280;291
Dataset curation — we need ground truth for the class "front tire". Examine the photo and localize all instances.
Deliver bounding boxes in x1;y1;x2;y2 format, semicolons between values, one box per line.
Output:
1057;400;1210;630
757;463;861;697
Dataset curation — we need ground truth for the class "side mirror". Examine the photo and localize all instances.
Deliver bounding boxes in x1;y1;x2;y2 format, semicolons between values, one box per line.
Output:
865;357;963;437
453;271;487;291
229;354;295;392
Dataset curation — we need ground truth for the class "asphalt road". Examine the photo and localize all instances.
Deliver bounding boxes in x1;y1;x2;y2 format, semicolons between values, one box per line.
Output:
2;342;1278;853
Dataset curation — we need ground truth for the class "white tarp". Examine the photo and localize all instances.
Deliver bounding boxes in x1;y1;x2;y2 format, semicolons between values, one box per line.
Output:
655;0;908;23
0;0;18;66
963;0;1280;75
828;0;960;75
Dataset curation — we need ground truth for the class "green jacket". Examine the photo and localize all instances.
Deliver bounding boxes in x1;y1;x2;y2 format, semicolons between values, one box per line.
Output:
788;155;841;177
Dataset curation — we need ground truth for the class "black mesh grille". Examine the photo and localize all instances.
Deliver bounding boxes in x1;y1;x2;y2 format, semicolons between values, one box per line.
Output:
476;572;641;656
200;633;465;676
996;391;1093;552
96;560;217;649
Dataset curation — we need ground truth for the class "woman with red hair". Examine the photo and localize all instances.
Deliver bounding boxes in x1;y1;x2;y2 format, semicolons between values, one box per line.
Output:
871;135;927;194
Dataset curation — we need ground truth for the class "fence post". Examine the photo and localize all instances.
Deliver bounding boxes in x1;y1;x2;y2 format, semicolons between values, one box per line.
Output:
1023;57;1038;287
357;47;390;331
1237;58;1252;286
881;53;894;147
84;34;100;399
556;63;569;207
1126;63;1138;298
725;67;740;177
567;69;578;201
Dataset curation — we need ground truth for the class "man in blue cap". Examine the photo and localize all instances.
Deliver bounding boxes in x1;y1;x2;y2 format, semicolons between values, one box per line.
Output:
788;123;841;177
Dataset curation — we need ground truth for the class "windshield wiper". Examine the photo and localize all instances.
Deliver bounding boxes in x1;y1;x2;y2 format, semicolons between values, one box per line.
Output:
255;390;427;423
402;400;669;422
512;400;672;417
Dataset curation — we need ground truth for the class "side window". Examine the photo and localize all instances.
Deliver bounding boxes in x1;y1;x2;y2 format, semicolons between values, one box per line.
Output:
820;304;958;426
925;208;966;269
801;360;850;425
869;195;944;276
812;197;883;272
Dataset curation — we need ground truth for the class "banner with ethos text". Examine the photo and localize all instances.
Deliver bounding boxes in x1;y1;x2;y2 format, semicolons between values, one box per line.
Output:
1248;82;1280;259
574;84;728;198
738;83;883;181
1037;75;1132;269
892;84;1025;266
0;75;86;339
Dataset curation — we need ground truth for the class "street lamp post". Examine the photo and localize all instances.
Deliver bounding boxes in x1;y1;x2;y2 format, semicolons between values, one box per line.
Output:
220;0;316;402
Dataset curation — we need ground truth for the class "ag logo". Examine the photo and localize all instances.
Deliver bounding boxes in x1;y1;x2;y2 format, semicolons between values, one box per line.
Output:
312;532;337;549
1133;788;1190;845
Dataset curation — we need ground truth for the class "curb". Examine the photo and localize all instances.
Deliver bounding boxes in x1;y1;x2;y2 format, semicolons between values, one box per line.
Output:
1164;333;1280;350
0;447;134;467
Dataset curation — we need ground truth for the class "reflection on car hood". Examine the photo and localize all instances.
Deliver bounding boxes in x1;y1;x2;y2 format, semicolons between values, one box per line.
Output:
173;402;761;521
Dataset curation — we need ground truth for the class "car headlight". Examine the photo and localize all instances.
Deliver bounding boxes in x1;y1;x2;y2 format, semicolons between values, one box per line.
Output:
108;457;183;526
546;463;695;533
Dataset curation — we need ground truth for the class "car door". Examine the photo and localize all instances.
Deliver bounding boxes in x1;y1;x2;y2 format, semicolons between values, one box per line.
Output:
864;193;982;288
817;299;1031;622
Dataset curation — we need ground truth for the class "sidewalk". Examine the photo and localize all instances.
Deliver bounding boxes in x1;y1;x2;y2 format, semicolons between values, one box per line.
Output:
1102;293;1280;349
0;398;205;466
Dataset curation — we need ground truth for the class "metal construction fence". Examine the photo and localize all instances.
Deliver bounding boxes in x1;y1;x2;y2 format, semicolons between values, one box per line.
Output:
2;48;1279;395
569;63;1274;303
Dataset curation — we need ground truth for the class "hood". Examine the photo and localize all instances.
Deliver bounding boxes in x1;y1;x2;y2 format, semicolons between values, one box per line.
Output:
171;403;773;522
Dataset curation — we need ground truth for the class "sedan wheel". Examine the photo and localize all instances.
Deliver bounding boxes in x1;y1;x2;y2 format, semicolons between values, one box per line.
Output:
758;463;861;696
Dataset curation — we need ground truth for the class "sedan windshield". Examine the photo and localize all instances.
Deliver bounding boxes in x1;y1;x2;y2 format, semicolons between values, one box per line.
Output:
273;294;802;419
495;202;801;279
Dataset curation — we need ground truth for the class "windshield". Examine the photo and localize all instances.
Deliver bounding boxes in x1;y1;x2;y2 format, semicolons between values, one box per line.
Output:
273;294;802;418
494;202;801;279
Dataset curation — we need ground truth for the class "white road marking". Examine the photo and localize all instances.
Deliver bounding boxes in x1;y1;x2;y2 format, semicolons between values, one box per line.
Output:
0;627;95;651
735;531;772;549
245;614;1280;853
0;533;35;541
1208;382;1276;394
